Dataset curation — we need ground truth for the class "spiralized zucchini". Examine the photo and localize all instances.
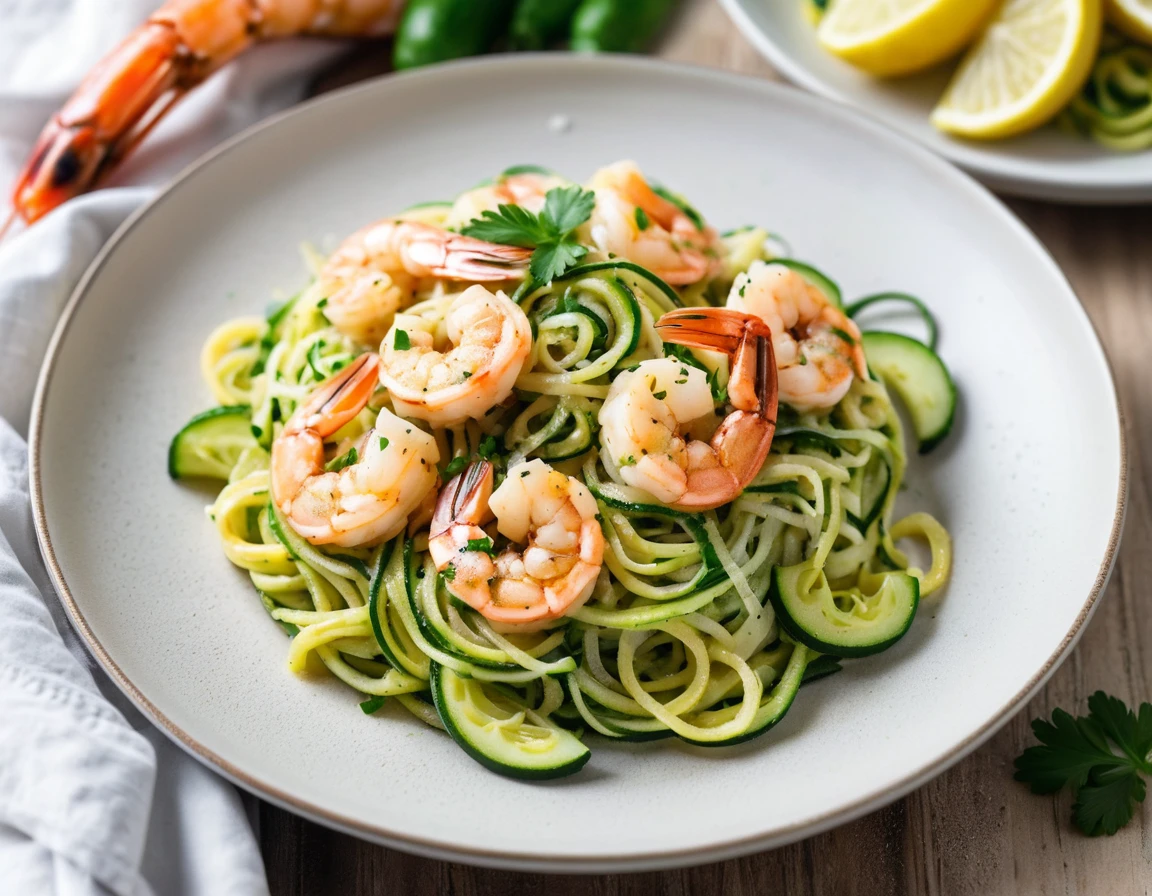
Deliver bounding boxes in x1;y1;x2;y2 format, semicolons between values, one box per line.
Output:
1059;32;1152;152
184;173;953;770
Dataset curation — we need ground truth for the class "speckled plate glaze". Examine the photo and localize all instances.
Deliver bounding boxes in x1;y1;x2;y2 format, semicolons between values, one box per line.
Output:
31;55;1125;871
720;0;1152;203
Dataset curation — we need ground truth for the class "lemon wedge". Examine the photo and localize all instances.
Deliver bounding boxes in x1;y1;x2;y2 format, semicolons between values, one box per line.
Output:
817;0;1000;77
931;0;1104;140
1106;0;1152;41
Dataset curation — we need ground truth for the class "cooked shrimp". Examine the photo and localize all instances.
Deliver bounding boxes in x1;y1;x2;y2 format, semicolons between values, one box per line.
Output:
6;0;405;232
444;171;568;229
320;220;533;346
599;309;779;511
379;285;532;426
728;261;866;411
586;160;721;286
271;354;440;547
429;460;604;626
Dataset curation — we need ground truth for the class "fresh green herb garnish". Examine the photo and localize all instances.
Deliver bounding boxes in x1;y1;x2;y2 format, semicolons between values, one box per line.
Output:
620;455;637;466
634;207;650;230
653;390;667;401
324;447;358;472
378;437;389;451
316;297;328;309
462;185;596;283
393;329;411;351
445;456;468;477
441;565;456;582
359;696;387;715
1015;692;1152;836
478;435;499;459
464;536;496;556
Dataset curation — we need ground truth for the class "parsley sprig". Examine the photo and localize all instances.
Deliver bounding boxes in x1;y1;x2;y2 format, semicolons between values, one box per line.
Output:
1015;691;1152;836
462;185;595;284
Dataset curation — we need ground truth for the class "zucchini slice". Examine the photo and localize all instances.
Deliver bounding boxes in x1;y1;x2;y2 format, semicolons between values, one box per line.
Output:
861;331;956;453
168;405;256;480
771;562;919;657
430;663;590;780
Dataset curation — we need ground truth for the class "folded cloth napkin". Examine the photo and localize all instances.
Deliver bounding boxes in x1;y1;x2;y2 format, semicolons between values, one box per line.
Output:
0;2;351;892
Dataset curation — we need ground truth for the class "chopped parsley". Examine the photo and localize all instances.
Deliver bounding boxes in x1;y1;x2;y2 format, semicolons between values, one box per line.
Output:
378;437;389;451
653;390;667;400
464;536;496;556
444;456;468;477
461;185;596;283
359;696;387;715
634;207;650;230
440;565;456;582
324;447;358;472
393;329;411;351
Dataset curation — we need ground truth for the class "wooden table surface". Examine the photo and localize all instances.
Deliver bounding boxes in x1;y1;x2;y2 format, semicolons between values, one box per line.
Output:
266;2;1152;893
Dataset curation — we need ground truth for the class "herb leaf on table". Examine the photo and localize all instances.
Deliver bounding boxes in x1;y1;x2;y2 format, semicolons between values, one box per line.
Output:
1014;691;1152;836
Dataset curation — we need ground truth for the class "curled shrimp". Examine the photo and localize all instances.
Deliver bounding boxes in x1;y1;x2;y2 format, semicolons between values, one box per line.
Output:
379;285;532;427
586;160;722;286
728;261;866;411
271;353;440;547
444;171;569;229
599;308;779;511
429;459;604;627
6;0;405;232
320;220;533;346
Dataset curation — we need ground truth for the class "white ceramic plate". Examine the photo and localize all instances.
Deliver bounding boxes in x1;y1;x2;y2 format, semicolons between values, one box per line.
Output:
720;0;1152;203
31;56;1124;871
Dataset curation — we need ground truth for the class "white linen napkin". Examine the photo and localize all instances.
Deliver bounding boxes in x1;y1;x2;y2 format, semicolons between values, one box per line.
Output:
0;2;354;892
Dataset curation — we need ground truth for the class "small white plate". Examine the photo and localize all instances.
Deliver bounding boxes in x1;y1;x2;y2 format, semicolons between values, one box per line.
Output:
720;0;1152;203
31;55;1124;871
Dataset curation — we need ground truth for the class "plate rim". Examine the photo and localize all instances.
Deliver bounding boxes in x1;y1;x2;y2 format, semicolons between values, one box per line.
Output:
717;0;1152;204
27;53;1129;871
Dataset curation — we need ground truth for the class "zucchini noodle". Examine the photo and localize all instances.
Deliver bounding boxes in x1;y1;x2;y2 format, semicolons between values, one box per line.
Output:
1059;32;1152;152
178;165;955;772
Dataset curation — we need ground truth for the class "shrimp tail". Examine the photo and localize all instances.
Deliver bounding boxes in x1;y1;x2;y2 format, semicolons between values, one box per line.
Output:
9;0;403;228
655;308;780;510
431;461;495;538
403;229;533;281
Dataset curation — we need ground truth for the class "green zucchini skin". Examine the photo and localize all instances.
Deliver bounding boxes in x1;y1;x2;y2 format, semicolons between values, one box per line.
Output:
168;405;255;480
861;331;957;454
770;564;919;658
430;663;591;779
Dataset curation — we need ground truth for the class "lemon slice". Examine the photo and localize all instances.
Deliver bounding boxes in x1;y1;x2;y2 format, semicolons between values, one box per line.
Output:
931;0;1104;140
1106;0;1152;41
817;0;1000;77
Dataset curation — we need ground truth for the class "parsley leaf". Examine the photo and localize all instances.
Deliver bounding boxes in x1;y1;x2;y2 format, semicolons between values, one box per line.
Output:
543;185;596;234
324;447;358;473
530;241;587;283
464;537;495;556
359;695;387;715
462;185;595;284
1015;692;1152;836
393;329;411;351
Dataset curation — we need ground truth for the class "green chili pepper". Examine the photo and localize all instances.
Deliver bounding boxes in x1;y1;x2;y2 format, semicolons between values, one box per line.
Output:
393;0;517;70
509;0;582;50
569;0;679;53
